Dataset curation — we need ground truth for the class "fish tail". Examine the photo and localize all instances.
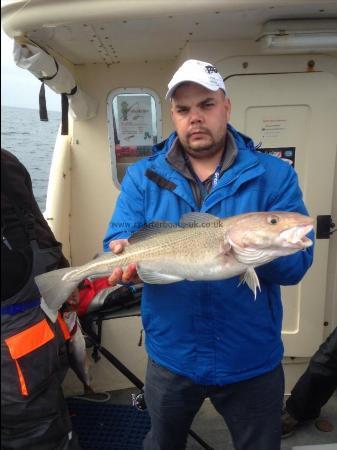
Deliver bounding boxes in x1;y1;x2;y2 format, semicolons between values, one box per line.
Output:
35;267;82;310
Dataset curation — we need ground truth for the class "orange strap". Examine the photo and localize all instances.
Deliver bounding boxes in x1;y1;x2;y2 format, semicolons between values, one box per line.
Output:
14;360;28;396
5;319;55;396
57;313;70;341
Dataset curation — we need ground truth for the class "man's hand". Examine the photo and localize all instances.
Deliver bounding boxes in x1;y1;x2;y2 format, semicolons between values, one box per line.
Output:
108;239;141;285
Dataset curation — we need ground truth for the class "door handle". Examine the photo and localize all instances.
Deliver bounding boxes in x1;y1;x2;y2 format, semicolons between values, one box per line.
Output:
316;215;336;239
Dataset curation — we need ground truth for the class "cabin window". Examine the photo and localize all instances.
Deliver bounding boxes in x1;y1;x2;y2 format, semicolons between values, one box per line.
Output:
107;88;162;187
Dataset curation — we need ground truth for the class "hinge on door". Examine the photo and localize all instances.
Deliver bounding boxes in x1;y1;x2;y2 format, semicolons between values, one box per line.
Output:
316;215;336;239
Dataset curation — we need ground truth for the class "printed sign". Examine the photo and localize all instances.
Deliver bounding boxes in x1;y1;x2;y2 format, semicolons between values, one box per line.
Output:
260;118;287;141
117;96;153;146
258;147;296;167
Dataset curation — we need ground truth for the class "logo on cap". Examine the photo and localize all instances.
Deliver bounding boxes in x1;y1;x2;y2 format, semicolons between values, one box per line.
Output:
205;65;218;74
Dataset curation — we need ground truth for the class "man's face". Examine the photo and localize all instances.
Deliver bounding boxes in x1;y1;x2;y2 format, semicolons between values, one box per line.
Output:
170;82;231;159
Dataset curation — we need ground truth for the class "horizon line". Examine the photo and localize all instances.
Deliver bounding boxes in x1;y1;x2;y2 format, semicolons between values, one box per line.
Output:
1;103;61;113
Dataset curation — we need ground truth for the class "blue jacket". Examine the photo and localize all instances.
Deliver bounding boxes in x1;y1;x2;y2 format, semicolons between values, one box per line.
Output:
104;124;314;385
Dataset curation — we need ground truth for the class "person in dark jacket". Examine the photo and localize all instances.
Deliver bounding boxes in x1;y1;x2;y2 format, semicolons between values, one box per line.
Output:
1;148;80;449
103;60;314;450
282;327;337;437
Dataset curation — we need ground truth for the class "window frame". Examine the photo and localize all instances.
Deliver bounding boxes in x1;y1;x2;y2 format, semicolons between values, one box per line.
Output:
107;87;163;189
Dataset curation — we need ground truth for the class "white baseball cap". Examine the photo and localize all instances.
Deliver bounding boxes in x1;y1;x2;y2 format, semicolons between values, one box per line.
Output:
166;59;226;100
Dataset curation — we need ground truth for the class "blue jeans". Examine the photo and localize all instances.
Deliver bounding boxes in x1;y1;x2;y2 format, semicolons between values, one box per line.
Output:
143;359;284;450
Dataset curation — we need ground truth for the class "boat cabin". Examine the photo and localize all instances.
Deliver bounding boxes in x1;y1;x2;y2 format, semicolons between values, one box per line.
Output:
2;1;337;447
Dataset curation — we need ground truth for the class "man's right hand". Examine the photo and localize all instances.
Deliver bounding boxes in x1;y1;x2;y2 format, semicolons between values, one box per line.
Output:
108;239;141;286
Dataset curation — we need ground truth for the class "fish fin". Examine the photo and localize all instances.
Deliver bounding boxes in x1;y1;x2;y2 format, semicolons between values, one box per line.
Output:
221;240;232;255
180;212;220;228
228;237;267;265
40;298;58;323
129;222;181;244
238;267;261;300
137;263;183;284
214;241;232;261
35;267;82;310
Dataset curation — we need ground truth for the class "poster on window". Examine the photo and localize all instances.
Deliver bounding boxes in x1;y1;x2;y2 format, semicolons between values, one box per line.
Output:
117;96;153;146
258;147;296;167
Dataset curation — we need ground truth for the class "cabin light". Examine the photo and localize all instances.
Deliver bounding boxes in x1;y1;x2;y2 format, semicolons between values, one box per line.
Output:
257;19;337;52
258;33;337;51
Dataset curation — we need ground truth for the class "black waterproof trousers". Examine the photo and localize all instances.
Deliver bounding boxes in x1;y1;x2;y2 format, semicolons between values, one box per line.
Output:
286;327;337;421
1;241;80;450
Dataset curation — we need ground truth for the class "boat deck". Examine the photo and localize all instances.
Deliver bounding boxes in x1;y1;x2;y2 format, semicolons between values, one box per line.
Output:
73;387;337;449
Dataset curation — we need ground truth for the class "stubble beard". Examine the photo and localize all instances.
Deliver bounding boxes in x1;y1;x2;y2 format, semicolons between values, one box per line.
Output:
183;132;226;160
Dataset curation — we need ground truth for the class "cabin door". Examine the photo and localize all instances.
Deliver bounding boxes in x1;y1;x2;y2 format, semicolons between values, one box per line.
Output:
226;71;337;357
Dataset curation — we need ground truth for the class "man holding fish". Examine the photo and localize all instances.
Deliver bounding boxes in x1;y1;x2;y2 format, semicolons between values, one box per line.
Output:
102;59;315;450
36;60;314;450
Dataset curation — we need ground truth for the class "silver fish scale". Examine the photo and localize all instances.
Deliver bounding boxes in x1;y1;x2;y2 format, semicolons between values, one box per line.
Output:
67;222;227;281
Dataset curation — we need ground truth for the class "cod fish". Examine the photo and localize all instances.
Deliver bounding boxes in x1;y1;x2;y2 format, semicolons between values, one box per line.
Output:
62;311;93;393
35;211;313;309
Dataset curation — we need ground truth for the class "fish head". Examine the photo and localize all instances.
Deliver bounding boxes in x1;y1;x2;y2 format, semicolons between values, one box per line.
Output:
226;212;314;265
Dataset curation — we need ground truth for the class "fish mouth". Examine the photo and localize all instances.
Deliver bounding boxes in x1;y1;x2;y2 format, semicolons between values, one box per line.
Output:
279;224;314;249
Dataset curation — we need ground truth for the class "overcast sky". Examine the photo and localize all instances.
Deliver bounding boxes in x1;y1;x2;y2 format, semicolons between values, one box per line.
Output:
1;27;61;111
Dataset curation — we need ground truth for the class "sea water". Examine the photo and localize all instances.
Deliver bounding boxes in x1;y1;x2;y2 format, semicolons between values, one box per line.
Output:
1;105;61;211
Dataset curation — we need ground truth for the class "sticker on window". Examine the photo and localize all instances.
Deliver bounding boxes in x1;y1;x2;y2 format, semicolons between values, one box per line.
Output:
258;147;296;167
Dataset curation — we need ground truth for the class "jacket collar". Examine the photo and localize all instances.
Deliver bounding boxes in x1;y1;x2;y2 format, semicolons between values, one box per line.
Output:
149;124;265;212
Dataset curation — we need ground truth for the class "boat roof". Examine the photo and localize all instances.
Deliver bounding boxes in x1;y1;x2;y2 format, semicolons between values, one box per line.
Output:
2;0;337;64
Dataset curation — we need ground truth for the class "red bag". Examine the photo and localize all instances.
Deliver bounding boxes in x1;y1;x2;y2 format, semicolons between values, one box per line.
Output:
77;277;111;317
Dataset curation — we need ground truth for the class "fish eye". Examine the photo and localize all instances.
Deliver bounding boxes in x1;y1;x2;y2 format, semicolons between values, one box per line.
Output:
267;215;279;225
